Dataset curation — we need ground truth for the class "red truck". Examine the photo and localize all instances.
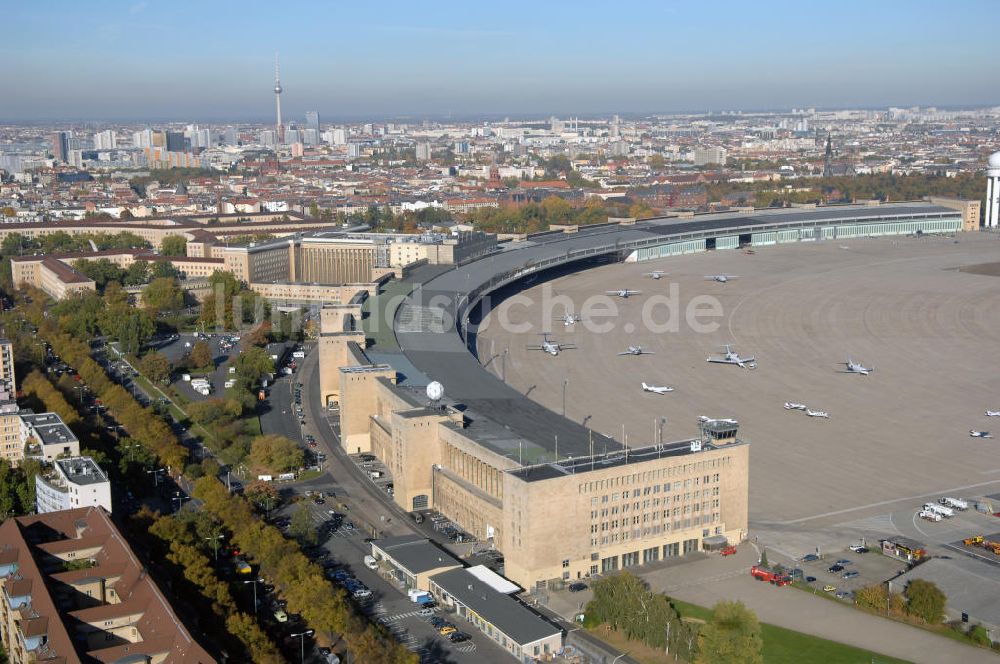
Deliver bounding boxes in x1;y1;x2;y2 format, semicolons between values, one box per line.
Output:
750;565;791;586
720;545;737;556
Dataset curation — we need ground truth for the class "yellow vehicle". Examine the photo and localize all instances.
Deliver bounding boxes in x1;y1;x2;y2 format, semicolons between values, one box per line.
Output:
963;535;984;547
274;609;288;623
823;585;836;593
234;559;252;575
438;625;457;636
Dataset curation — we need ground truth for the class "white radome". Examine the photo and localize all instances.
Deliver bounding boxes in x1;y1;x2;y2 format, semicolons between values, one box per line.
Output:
426;381;444;402
989;151;1000;169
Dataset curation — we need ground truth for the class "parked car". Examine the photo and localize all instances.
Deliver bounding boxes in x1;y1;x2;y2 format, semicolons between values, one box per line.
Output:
417;607;435;618
568;582;588;592
842;570;860;579
805;576;817;583
448;632;470;643
438;625;457;636
828;564;845;573
835;559;852;566
801;553;819;562
823;585;836;593
849;545;869;553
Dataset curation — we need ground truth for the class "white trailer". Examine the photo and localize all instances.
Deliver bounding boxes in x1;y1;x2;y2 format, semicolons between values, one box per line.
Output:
919;509;942;522
939;497;968;510
923;502;954;518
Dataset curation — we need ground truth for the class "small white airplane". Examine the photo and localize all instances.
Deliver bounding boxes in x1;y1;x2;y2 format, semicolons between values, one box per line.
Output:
556;314;583;326
642;382;674;394
705;275;739;283
619;346;655;356
606;289;642;298
784;402;807;410
986;411;1000;417
707;344;756;369
840;358;874;375
644;271;669;280
806;409;830;418
526;333;576;356
970;430;994;439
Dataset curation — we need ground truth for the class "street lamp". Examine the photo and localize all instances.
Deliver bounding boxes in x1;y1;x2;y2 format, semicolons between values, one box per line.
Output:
172;492;189;513
243;578;262;614
146;468;165;487
562;379;568;418
205;533;225;562
290;630;314;664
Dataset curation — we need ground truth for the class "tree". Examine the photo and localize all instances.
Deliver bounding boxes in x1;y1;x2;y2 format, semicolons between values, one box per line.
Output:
189;340;214;370
288;504;317;546
696;601;763;664
905;579;946;625
72;258;125;291
123;259;151;286
139;351;171;384
160;235;188;256
232;346;274;388
150;260;180;280
143;276;184;312
250;434;304;473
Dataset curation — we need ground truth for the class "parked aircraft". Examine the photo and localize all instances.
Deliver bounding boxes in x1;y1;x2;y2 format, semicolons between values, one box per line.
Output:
644;271;669;280
699;416;738;425
618;346;655;356
839;358;874;375
525;333;576;356
556;314;583;326
642;382;674;394
783;402;807;410
705;275;739;283
970;430;994;439
606;289;642;298
707;344;756;369
806;409;830;418
986;411;1000;417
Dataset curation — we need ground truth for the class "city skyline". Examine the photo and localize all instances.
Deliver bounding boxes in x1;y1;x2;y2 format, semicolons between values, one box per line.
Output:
4;0;999;121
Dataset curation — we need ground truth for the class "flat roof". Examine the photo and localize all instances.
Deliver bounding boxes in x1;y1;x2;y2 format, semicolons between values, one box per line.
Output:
22;412;78;446
374;535;462;574
56;457;108;486
465;564;520;594
431;568;561;646
390;202;959;461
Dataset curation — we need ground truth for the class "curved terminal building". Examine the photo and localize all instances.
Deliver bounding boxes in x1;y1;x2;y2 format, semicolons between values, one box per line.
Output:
319;201;969;589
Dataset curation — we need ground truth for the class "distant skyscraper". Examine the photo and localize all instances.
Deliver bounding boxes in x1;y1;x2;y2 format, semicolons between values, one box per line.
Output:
330;128;347;145
274;53;285;144
223;127;238;146
986;152;1000;228
416;142;432;161
823;134;833;177
132;129;153;148
93;130;117;150
50;131;68;162
305;111;320;134
165;131;186;152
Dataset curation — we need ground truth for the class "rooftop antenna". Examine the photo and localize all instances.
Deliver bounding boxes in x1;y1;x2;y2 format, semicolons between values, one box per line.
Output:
554;434;558;462
589;429;594;471
425;381;444;410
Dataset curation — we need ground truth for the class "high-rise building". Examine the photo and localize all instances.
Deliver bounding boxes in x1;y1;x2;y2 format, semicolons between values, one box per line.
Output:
305;110;320;133
165;131;186;152
987;151;1000;229
0;338;15;395
223;126;238;146
284;128;301;144
93;129;117;150
260;130;277;147
302;128;320;146
132;128;154;148
331;128;347;145
50;131;69;162
693;146;726;166
416;142;432;161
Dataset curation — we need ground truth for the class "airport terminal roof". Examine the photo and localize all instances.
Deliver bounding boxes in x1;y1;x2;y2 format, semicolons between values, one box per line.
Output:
385;202;958;465
373;535;462;574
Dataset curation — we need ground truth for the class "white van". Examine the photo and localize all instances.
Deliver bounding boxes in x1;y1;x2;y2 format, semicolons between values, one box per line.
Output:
363;555;378;570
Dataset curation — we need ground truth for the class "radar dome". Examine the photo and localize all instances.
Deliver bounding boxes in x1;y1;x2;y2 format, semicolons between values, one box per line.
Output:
426;381;444;402
989;151;1000;169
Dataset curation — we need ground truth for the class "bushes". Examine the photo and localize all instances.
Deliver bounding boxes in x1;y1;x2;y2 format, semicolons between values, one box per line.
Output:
904;579;946;625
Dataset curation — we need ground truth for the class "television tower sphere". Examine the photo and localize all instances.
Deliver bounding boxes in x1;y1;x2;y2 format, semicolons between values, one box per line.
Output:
274;83;283;94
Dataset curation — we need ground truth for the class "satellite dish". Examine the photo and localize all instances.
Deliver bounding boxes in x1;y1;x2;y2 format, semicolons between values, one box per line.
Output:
426;381;444;402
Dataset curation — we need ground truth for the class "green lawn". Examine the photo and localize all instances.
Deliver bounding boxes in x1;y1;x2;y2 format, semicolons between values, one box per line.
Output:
670;599;911;664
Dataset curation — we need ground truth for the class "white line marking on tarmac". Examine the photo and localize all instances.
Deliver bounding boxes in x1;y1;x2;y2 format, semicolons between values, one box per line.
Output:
767;478;1000;525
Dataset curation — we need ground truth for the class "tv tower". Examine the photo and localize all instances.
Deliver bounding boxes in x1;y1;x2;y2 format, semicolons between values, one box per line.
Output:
274;53;284;144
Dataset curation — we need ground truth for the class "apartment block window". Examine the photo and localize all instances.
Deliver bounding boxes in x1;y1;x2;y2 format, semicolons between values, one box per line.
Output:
562;559;570;568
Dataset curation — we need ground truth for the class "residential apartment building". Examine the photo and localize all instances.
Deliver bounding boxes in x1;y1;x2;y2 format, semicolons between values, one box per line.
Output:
0;507;215;663
35;457;112;514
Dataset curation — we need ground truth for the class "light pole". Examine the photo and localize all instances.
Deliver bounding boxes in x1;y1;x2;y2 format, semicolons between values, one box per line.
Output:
243;578;261;613
502;348;509;382
290;630;314;664
562;379;568;418
146;468;165;487
205;533;225;562
172;492;189;513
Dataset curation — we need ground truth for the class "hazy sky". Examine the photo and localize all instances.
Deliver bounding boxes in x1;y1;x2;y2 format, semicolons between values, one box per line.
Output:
3;0;998;121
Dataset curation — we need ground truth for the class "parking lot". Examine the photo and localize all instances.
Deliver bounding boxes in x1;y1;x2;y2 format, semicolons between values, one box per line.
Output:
793;546;909;601
269;497;511;664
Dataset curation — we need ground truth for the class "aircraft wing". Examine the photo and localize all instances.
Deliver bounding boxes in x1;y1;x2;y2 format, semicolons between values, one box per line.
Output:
707;357;731;364
641;350;655;355
526;345;543;350
561;344;577;350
